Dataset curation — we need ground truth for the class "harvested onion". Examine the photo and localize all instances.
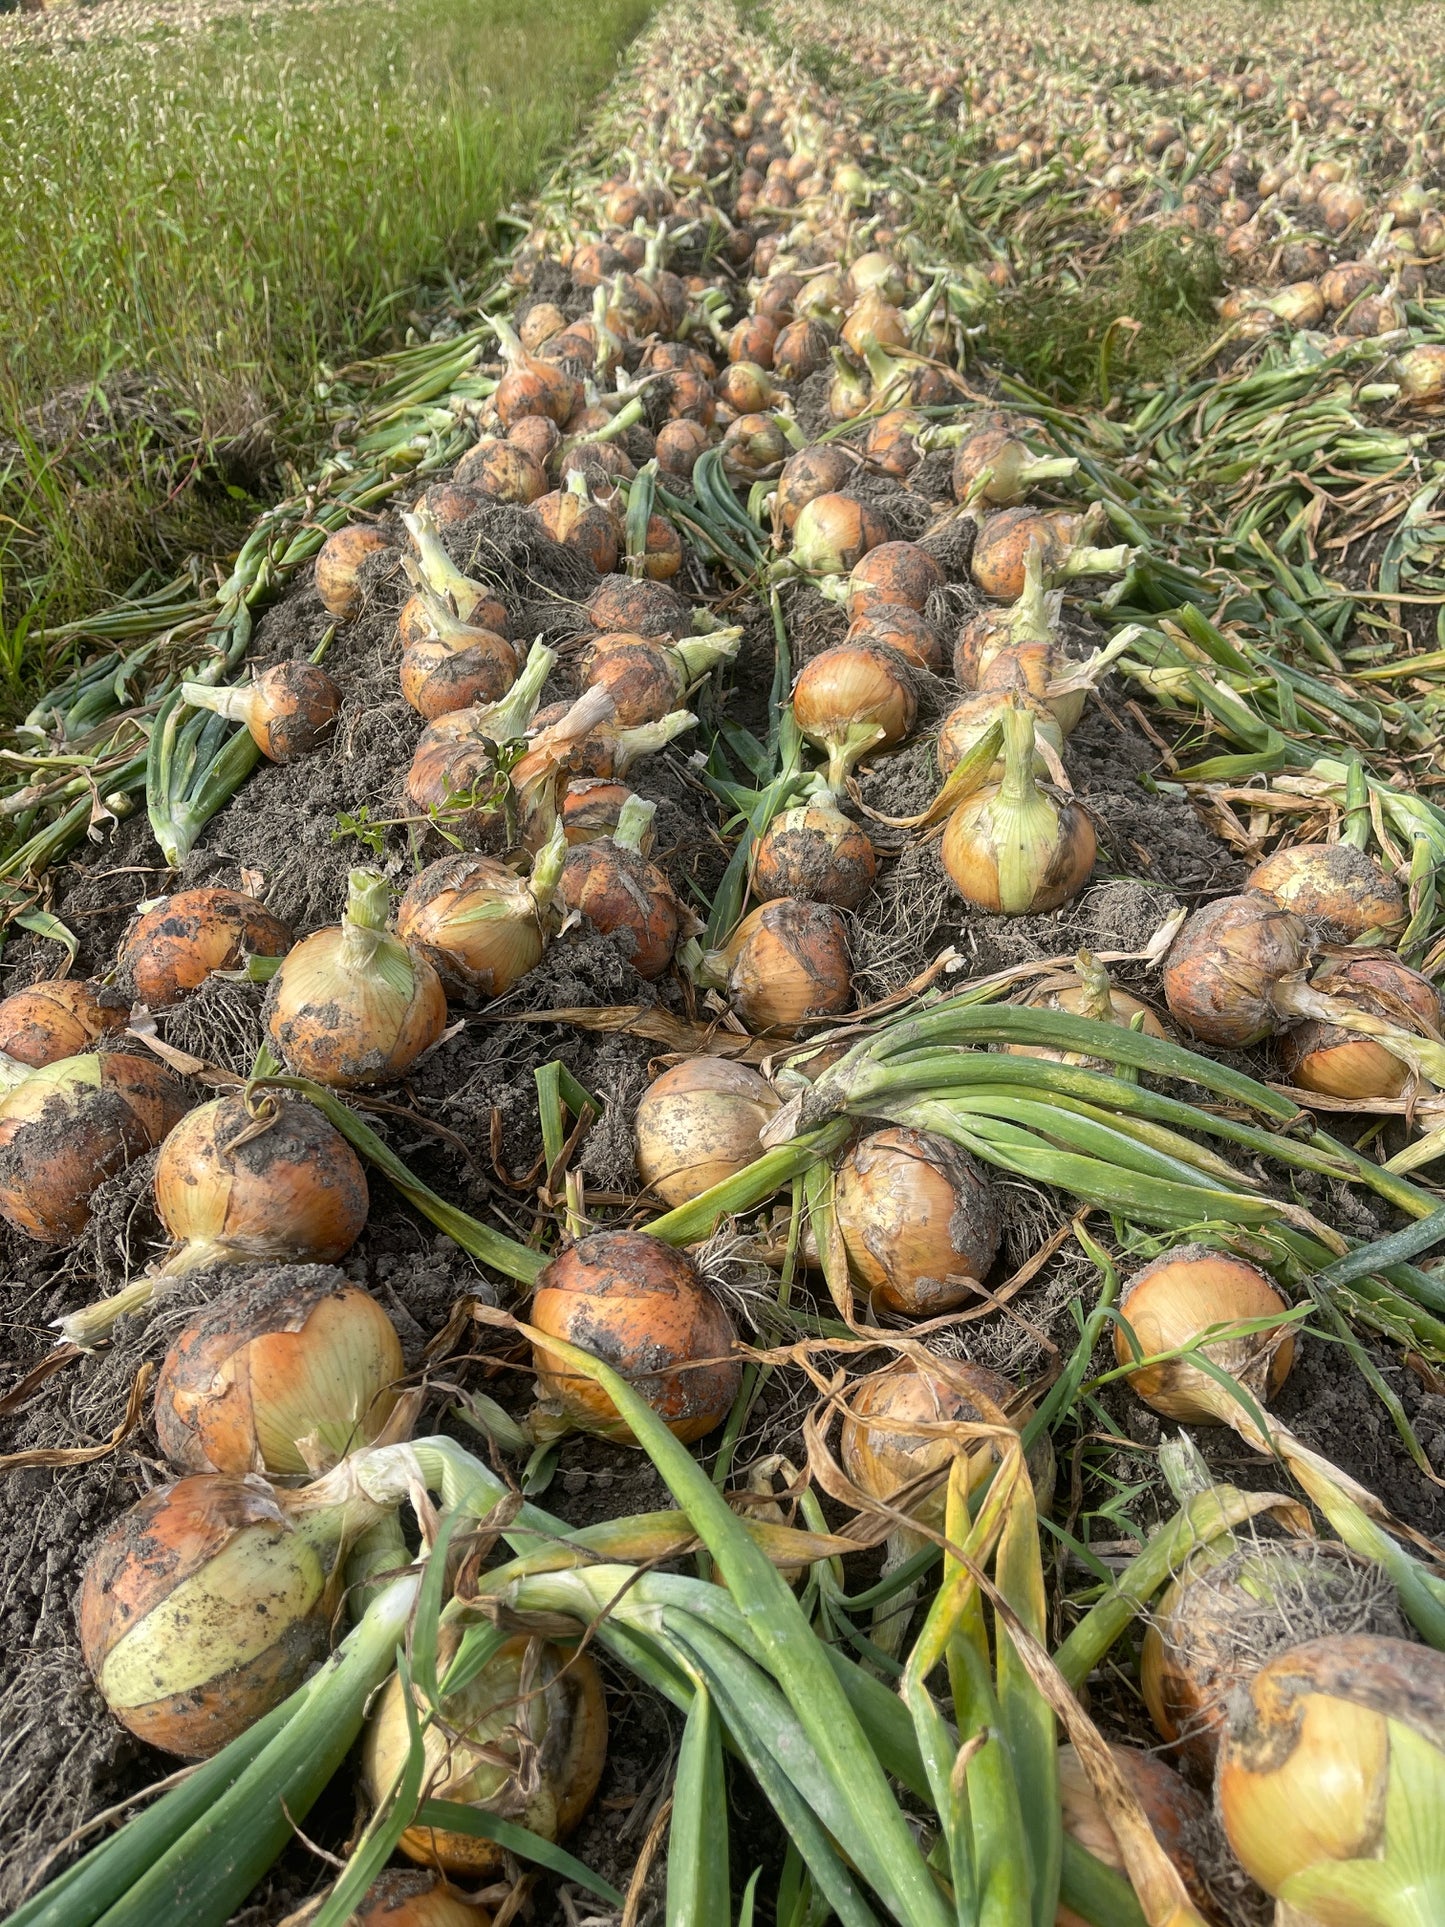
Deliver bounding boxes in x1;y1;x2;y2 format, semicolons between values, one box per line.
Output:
397;562;518;720
846;540;943;616
398;823;566;999
0;977;127;1068
558;796;683;980
774;444;855;533
404;642;558;838
950;419;1079;507
834;1125;1000;1315
314;524;392;619
1162;893;1310;1046
970;507;1130;602
841;1354;1032;1526
705;899;853;1036
792;643;917;791
1056;1744;1218;1927
178;662;342;763
1006;952;1167;1067
119;886;292;1010
282;1872;493;1927
1278;952;1442;1100
1114;1243;1295;1424
752;788;876;908
941;700;1095;914
581;629;740;727
634;1056;780;1206
791;492;889;575
1247;841;1406;942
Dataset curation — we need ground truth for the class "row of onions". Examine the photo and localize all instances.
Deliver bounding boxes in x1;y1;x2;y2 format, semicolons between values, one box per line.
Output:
6;2;1445;1926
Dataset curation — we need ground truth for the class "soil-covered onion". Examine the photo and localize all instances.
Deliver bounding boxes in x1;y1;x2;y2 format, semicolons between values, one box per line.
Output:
0;977;128;1068
397;825;565;999
314;525;393;619
1115;1243;1295;1424
586;576;691;638
706;899;853;1036
581;629;739;728
453;434;548;504
1161;893;1310;1047
530;1230;741;1443
119;887;293;1010
833;1125;1000;1315
559;777;644;848
752;793;876;907
1278;953;1442;1100
281;1872;493;1927
558;796;682;979
774;445;855;533
846;541;943;615
178;663;342;763
1246;842;1406;942
844;606;943;674
634;1057;780;1207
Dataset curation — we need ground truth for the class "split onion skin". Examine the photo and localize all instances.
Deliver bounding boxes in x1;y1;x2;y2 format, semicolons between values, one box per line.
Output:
119;887;293;1011
1278;952;1442;1100
0;977;128;1068
634;1057;780;1207
752;800;877;908
314;525;393;619
79;1472;330;1758
834;1125;1000;1315
559;837;682;980
718;899;853;1036
530;1230;741;1443
154;1094;370;1275
364;1632;607;1876
1246;842;1407;942
1162;893;1309;1047
560;778;641;847
1115;1244;1295;1423
154;1266;403;1476
0;1050;188;1244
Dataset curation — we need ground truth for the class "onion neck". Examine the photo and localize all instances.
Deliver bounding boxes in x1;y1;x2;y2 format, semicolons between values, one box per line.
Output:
612;793;657;859
402;504;478;608
527;820;568;912
673;628;742;686
1057;541;1135;582
1274;977;1445;1086
1072;951;1118;1024
612;708;697;775
1006;548;1057;646
484;310;528;370
823;719;887;792
178;681;257;727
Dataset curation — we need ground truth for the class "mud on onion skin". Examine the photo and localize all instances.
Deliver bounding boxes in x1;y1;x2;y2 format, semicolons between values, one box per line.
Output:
0;977;128;1068
314;524;393;620
1161;893;1311;1047
751;791;877;908
634;1056;780;1207
1246;841;1406;942
178;662;342;764
705;898;853;1037
558;796;683;980
833;1125;1001;1316
397;824;565;1000
119;886;292;1011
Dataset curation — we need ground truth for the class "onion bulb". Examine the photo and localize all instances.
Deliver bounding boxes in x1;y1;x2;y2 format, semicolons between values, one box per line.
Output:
154;1266;403;1475
1161;893;1310;1047
404;642;558;838
1246;842;1406;942
363;1632;607;1876
846;541;943;616
79;1472;342;1756
516;698;695;785
834;1126;1000;1315
453;434;548;504
775;445;855;533
752;786;876;908
954;547;1063;688
266;870;446;1087
119;887;292;1010
719;411;796;482
1397;343;1445;404
400;505;502;632
841;1354;1033;1526
0;978;127;1068
704;899;853;1036
936;687;1064;781
398;823;566;999
179;662;341;763
154;1092;370;1276
1006;952;1168;1067
941;700;1095;914
1143;1540;1406;1778
586;576;691;638
315;525;393;619
792;643;917;790
397;561;518;720
531;474;622;574
971;507;1131;602
489;312;583;428
1114;1243;1295;1424
530;1230;741;1443
560;777;644;848
558;796;683;980
1277;954;1442;1100
634;1057;780;1207
281;1872;493;1927
1216;1635;1445;1912
0;1050;188;1244
581;629;740;728
844;606;943;674
1056;1744;1218;1927
950;420;1079;506
791;493;889;576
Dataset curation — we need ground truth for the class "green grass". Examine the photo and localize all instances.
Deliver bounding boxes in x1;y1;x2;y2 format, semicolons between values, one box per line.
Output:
0;0;654;694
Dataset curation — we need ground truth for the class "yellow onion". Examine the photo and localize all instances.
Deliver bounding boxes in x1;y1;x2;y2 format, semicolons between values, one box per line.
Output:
514;696;695;788
844;605;943;674
266;870;447;1087
845;252;908;305
1246;842;1406;942
1056;1744;1219;1927
581;629;740;728
774;444;855;533
119;886;292;1010
489;312;583;428
585;576;691;638
530;1230;741;1443
1006;952;1168;1066
950;421;1079;507
404;642;559;839
792;643;917;790
941;700;1095;914
558;796;683;980
0;1050;188;1244
1161;893;1311;1047
1143;1541;1405;1779
970;507;1130;602
559;777;645;848
364;1632;606;1876
154;1093;370;1276
936;686;1064;780
705;899;853;1036
846;540;943;616
453;433;548;504
1397;343;1445;404
397;823;565;999
0;977;127;1069
397;562;518;720
314;525;393;619
1279;954;1442;1100
790;492;889;576
281;1871;493;1927
531;475;621;573
834;1126;1000;1315
719;412;796;482
752;788;876;908
154;1266;403;1475
178;663;342;763
841;1354;1039;1524
400;505;501;628
634;1057;780;1207
953;547;1062;687
1114;1243;1295;1424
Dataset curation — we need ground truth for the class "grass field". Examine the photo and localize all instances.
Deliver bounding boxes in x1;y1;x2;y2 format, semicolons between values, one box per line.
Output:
0;0;652;690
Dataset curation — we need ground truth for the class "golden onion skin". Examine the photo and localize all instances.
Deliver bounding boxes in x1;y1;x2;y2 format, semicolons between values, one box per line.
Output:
834;1126;1001;1315
79;1473;330;1758
844;607;943;675
396;852;547;999
585;577;691;638
399;629;517;721
245;663;343;762
0;978;128;1068
1277;953;1441;1101
314;525;393;619
119;888;293;1011
1161;893;1309;1047
1246;842;1406;942
635;1057;780;1207
530;1230;741;1444
1114;1244;1295;1423
752;800;877;908
559;839;682;981
775;445;855;533
721;900;853;1037
155;1267;403;1476
1056;1744;1217;1927
283;1871;495;1926
940;780;1096;915
846;541;944;616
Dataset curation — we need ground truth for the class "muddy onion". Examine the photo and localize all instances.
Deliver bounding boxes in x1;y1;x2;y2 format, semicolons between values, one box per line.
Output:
841;1355;1035;1524
398;566;518;720
558;796;682;979
314;525;393;619
1114;1243;1295;1424
585;576;691;638
266;869;447;1087
79;1472;335;1756
752;792;876;907
363;1632;607;1876
404;643;558;836
634;1057;780;1207
1161;893;1310;1047
1056;1744;1218;1927
530;1230;741;1443
119;887;293;1010
154;1266;403;1475
0;977;127;1068
708;899;853;1036
560;777;643;847
846;541;943;615
790;492;889;575
581;630;739;727
792;643;917;790
0;1050;188;1244
1277;954;1443;1099
491;313;583;429
1246;842;1406;942
950;421;1078;507
453;434;547;504
833;1126;1000;1315
774;445;855;532
397;825;565;998
941;701;1095;914
844;606;943;674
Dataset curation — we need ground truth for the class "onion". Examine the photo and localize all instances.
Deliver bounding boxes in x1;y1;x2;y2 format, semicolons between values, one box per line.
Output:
179;663;342;763
155;1266;403;1475
1056;1744;1218;1927
706;899;853;1036
509;413;562;464
1246;842;1406;942
404;642;559;838
282;1872;493;1927
719;411;796;482
941;700;1095;913
953;547;1062;687
727;314;779;366
560;777;644;848
634;1057;780;1207
1006;952;1168;1066
154;1092;370;1276
1216;1636;1445;1909
791;493;889;575
397;824;565;999
363;1632;607;1876
828;348;872;421
585;576;691;638
581;629;740;727
775;445;855;533
530;1230;741;1442
834;1125;1000;1315
792;643;917;790
531;475;622;573
0;977;127;1068
1397;343;1445;404
752;790;876;908
119;886;293;1010
773;317;833;381
314;525;393;619
840;289;909;360
453;435;548;504
936;686;1063;780
1161;893;1311;1046
397;562;518;720
414;483;478;530
656;417;710;481
79;1471;342;1756
400;506;500;629
862;408;926;479
517;699;695;785
845;252;908;305
950;420;1079;506
841;1354;1033;1522
846;540;943;616
971;507;1130;601
0;1050;188;1244
844;607;943;674
1114;1243;1295;1424
559;796;682;979
489;312;583;428
1143;1541;1406;1778
1278;954;1442;1100
266;870;446;1088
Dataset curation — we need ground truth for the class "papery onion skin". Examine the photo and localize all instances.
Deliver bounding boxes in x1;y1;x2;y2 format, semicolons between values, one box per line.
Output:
791;492;889;575
454;435;548;505
1115;1243;1295;1424
717;899;853;1037
1162;893;1310;1047
364;1631;607;1876
560;778;641;847
586;577;690;639
834;1125;1000;1315
559;836;682;980
396;849;553;999
846;541;944;616
154;1265;403;1476
246;663;343;762
0;978;128;1068
1246;842;1407;942
400;629;518;721
78;1472;331;1757
936;689;1063;779
635;1057;780;1207
282;1870;494;1927
1278;953;1442;1100
844;607;943;674
792;643;917;790
940;776;1095;915
752;799;877;908
775;445;855;533
119;887;293;1010
530;1230;741;1443
580;636;686;727
1056;1744;1218;1927
154;1094;370;1275
315;525;393;619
